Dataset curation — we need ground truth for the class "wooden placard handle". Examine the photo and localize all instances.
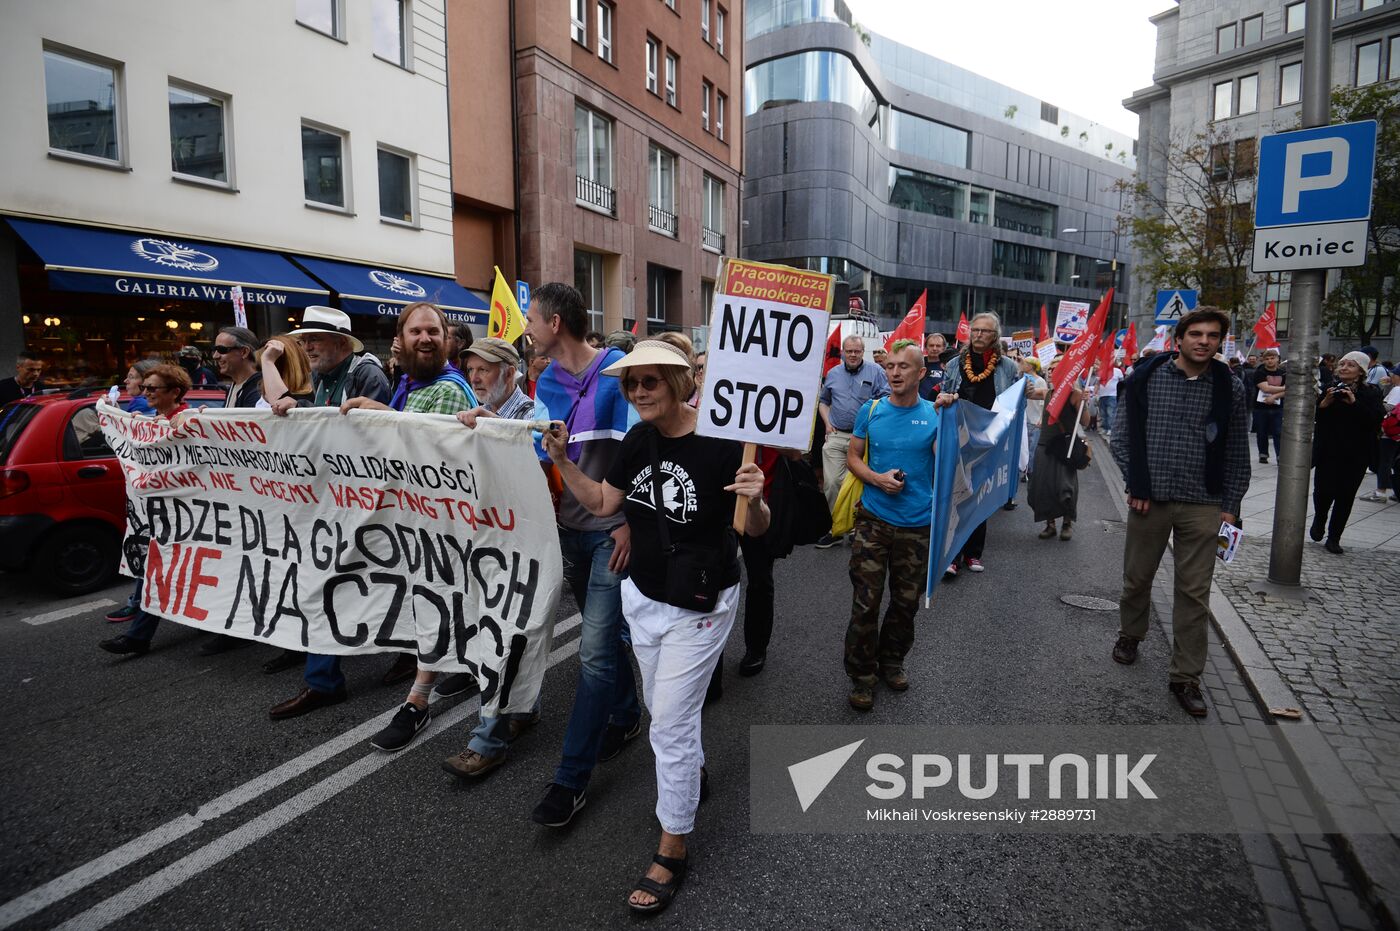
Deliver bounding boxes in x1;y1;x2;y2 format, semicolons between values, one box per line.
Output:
732;442;758;534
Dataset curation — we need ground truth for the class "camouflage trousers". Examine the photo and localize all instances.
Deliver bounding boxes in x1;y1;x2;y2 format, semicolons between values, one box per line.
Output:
843;508;931;685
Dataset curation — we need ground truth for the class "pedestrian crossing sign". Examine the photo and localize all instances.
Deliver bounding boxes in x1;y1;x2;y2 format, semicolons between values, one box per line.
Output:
1154;289;1198;326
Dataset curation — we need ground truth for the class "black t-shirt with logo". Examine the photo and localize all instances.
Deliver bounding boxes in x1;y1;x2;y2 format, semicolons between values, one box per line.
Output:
606;424;743;604
1252;365;1286;407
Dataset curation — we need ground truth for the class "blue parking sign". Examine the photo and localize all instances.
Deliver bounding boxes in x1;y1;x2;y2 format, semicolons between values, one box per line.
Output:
516;280;531;310
1255;121;1376;228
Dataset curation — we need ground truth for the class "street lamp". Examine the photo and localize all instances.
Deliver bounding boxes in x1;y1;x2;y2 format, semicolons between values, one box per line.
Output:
1063;226;1124;327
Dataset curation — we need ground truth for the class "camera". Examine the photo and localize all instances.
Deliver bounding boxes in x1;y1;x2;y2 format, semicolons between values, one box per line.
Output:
893;469;906;482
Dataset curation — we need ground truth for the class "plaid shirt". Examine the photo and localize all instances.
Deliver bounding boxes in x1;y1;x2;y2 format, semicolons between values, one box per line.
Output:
1111;360;1251;515
403;379;476;415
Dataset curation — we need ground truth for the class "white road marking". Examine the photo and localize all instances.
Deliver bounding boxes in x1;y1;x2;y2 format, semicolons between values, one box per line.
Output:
19;600;117;626
0;611;583;929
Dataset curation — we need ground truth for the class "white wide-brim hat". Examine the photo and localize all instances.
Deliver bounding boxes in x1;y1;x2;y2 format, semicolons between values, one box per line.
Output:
601;340;693;376
286;306;364;353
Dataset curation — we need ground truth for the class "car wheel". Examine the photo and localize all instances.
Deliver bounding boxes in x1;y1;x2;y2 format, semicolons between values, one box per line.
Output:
36;525;120;596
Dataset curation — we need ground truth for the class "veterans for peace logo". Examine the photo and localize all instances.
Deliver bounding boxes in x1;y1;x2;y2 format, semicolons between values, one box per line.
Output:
625;461;699;525
369;269;427;298
130;238;219;272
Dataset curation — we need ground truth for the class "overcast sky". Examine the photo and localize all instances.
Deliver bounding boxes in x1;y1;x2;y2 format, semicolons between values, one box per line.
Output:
844;0;1170;138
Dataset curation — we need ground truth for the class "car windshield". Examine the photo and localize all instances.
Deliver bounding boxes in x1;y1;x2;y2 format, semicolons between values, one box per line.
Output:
0;403;40;466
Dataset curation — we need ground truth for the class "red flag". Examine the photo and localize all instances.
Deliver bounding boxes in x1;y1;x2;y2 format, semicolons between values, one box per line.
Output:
630;317;642;336
885;289;927;351
1038;304;1049;343
1164;333;1175;353
1047;289;1114;422
955;312;970;345
822;322;843;376
1097;329;1116;385
1121;323;1138;361
1253;302;1279;350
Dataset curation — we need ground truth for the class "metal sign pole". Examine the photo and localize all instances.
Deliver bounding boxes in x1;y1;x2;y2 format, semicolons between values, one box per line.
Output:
1264;0;1330;590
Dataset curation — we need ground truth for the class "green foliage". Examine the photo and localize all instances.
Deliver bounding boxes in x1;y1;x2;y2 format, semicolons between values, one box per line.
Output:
1320;84;1399;343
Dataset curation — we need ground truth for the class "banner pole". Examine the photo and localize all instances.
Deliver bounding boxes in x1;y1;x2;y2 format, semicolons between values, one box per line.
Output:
732;442;758;533
1066;397;1087;460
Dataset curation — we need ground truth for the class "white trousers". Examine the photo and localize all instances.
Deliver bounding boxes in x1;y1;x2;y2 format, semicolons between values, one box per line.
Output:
621;578;740;835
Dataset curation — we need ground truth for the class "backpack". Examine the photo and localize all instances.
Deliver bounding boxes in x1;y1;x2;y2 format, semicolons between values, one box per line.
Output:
764;456;831;558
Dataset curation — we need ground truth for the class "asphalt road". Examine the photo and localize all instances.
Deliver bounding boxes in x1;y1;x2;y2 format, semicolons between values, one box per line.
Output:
2;459;1278;930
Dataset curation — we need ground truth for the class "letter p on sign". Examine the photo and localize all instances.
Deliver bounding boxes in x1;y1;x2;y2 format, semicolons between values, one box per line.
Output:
1254;120;1377;229
1281;137;1349;214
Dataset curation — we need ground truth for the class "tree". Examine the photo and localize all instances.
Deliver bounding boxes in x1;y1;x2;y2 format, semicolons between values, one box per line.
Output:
1321;83;1399;345
1115;124;1262;333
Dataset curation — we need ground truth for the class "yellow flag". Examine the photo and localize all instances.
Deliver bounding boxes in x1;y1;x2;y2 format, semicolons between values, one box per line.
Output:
489;267;527;343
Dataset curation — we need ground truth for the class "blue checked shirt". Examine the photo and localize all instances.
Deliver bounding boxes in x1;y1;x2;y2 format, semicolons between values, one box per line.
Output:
1111;360;1251;516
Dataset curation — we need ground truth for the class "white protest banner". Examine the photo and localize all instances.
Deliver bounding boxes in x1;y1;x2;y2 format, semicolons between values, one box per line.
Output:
98;403;562;717
230;285;248;329
697;258;836;452
1011;329;1036;358
1036;338;1057;370
1055;300;1092;343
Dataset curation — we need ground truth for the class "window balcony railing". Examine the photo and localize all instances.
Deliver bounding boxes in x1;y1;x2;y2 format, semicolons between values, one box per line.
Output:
702;226;724;252
576;175;616;215
648;204;678;237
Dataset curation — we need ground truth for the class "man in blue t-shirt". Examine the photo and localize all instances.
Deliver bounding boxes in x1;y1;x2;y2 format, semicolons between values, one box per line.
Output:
842;339;939;712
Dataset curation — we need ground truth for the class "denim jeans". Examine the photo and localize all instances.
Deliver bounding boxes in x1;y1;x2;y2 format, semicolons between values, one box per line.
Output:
1024;426;1041;475
553;528;641;791
126;609;160;644
468;697;543;757
303;653;345;693
1098;395;1118;434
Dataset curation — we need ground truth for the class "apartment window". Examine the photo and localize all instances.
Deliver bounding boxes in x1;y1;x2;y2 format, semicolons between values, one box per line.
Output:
1362;0;1384;8
702;80;712;131
43;48;121;164
1280;62;1302;104
1241;14;1263;45
1356;40;1381;85
1210;143;1231;180
663;0;676;10
1217;24;1237;54
574;103;614;213
373;0;408;67
302;124;346;208
665;52;678;107
1391;36;1400;80
571;0;587;44
648;144;677;236
702;173;725;252
377;148;413;223
646;38;659;94
1238;74;1258;114
597;1;613;62
701;0;711;42
574;250;606;334
647;264;667;323
168;84;228;183
296;0;341;37
1212;81;1233;120
716;7;727;56
716;92;727;141
1285;1;1305;33
1234;137;1257;178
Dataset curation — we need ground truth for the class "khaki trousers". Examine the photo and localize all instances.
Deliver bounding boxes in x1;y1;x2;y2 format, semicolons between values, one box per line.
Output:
822;430;853;513
1118;501;1220;685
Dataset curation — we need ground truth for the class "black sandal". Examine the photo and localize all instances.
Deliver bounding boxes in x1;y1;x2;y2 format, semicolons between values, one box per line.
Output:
628;853;688;915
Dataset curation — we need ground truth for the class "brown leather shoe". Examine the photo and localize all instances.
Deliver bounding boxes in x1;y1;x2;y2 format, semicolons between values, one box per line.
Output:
441;748;505;779
1170;682;1208;717
507;712;541;743
379;653;417;687
848;682;874;711
1059;521;1073;541
269;686;348;720
881;667;909;691
1112;635;1139;665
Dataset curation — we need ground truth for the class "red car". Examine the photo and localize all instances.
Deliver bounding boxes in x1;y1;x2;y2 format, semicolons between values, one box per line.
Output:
0;389;227;595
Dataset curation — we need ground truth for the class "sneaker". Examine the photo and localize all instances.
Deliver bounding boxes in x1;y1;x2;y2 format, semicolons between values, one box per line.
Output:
433;672;478;698
848;682;874;711
104;604;137;623
944;562;958;579
599;719;643;762
814;533;842;549
964;557;985;573
369;702;432;752
99;635;149;656
1360;491;1388;503
531;782;587;828
442;748;505;779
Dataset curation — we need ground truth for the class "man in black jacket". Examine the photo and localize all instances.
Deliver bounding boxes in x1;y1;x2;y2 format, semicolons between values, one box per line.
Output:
1109;307;1249;718
0;352;44;404
214;326;262;408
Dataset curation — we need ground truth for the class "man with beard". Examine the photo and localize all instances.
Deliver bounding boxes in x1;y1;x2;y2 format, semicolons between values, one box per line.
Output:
267;303;475;722
935;311;1022;577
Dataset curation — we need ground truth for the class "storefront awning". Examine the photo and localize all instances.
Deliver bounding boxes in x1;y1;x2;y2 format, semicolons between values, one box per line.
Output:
5;217;329;308
291;256;488;326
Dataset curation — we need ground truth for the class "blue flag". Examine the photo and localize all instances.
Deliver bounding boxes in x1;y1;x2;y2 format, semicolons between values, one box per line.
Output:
925;379;1028;603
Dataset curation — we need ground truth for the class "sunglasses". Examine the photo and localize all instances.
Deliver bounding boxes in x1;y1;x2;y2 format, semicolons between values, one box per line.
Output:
141;383;175;393
211;345;243;355
622;375;665;392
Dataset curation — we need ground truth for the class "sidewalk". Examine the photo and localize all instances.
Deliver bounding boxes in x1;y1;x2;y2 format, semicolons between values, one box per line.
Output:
1096;438;1400;926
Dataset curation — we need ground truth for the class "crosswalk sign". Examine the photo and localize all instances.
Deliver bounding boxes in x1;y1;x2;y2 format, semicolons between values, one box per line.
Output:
1154;289;1198;326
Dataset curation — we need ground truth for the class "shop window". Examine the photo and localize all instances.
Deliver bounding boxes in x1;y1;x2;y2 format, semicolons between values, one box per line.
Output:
373;0;408;67
378;147;414;223
297;0;342;38
1279;62;1302;105
1356;40;1381;85
44;47;122;165
302;123;348;209
168;83;229;184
